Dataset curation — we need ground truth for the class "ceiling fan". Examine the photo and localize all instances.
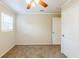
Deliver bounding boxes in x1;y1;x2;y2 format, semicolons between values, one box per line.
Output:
26;0;48;9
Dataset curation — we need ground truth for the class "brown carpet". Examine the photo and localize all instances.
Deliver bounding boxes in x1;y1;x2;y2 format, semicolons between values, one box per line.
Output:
2;45;67;58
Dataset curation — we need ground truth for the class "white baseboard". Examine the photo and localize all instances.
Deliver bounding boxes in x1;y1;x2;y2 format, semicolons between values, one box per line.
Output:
61;50;68;58
0;44;15;57
16;43;53;45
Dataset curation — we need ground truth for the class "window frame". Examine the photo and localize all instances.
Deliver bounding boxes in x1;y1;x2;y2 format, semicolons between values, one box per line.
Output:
1;12;14;32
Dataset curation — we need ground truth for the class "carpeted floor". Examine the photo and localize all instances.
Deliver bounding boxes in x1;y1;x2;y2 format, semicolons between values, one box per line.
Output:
2;45;67;58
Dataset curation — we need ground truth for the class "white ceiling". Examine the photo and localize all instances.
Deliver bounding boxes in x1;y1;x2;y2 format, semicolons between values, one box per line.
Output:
1;0;66;14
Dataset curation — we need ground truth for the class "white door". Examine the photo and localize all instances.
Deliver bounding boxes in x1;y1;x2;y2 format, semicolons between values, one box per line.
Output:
52;17;61;45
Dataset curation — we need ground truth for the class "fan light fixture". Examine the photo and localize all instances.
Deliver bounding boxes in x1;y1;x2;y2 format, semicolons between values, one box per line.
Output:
26;0;48;9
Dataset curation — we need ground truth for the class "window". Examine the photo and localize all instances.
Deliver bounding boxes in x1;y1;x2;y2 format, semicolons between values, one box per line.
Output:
1;13;13;32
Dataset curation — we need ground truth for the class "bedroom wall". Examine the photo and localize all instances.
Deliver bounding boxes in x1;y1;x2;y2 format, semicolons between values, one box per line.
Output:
0;1;16;57
16;14;60;45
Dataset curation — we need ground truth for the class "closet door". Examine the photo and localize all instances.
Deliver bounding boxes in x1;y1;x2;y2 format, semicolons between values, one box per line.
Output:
52;17;61;45
61;5;79;57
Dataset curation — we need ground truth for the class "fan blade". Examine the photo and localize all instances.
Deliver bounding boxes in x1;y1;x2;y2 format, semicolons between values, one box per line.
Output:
39;0;48;8
26;0;34;9
26;3;32;9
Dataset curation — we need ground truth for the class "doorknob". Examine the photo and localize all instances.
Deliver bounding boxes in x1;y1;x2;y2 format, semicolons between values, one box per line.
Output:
52;32;55;34
62;34;64;37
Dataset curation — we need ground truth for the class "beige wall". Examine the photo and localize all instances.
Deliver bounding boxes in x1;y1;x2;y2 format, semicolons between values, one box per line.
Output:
16;14;59;45
16;14;52;45
61;0;79;58
0;1;16;57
